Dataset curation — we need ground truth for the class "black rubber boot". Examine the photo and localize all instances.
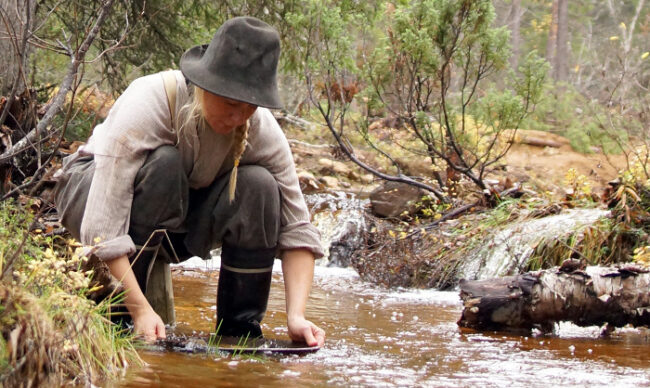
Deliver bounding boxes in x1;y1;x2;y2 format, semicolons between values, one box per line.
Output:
216;244;276;338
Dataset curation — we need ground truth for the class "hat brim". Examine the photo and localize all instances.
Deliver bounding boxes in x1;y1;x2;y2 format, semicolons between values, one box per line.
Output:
180;45;284;110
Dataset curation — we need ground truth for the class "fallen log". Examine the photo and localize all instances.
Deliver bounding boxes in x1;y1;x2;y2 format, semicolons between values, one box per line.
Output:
458;262;650;332
515;136;564;148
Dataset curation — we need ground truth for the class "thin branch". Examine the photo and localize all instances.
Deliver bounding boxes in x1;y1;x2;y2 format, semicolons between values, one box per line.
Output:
0;0;116;166
0;0;32;128
623;0;645;53
312;86;447;202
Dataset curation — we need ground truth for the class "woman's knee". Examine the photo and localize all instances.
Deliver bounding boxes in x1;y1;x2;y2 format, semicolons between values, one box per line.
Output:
235;165;280;203
226;165;281;248
130;146;188;236
135;146;184;188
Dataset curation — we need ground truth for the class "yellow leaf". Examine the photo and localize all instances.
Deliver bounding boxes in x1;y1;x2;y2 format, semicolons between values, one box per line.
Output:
619;22;626;30
642;52;649;60
610;36;619;41
574;64;580;73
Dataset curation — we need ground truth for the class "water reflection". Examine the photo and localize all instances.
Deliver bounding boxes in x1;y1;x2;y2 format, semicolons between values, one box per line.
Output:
119;263;650;387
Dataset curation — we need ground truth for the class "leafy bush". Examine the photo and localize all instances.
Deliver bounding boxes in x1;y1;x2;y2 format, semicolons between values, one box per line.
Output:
522;85;627;154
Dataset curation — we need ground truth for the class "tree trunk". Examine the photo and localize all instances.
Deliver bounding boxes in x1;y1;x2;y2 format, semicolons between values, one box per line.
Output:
554;0;569;82
0;0;34;96
545;0;559;67
508;0;522;70
458;264;650;332
0;0;116;167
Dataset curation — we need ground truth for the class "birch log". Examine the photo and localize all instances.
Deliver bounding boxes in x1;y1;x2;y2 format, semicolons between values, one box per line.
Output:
458;264;650;332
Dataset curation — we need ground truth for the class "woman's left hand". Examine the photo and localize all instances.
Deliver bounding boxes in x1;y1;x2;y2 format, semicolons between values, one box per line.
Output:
287;315;325;347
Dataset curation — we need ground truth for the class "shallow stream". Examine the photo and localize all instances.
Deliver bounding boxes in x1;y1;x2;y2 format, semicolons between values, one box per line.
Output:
118;259;650;387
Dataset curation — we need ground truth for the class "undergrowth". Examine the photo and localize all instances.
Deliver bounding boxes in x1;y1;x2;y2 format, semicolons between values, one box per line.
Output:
352;161;650;289
523;85;628;154
0;199;140;387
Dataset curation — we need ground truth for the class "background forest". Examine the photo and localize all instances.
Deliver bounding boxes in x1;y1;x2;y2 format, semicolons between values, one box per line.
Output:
0;0;649;385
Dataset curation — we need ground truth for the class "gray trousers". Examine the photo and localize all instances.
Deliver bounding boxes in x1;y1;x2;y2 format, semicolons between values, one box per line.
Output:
55;145;281;264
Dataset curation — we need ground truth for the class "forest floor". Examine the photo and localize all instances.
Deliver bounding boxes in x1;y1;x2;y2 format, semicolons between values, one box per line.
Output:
502;130;626;192
288;126;627;199
286;124;644;289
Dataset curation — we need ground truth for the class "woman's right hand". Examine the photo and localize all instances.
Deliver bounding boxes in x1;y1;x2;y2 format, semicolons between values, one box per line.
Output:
105;254;166;342
132;306;166;342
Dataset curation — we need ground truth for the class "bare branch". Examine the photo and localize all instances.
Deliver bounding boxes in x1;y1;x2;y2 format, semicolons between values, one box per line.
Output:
0;0;32;127
0;0;116;166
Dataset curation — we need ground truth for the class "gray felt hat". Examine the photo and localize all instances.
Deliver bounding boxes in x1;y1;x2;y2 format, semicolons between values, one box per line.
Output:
180;17;283;109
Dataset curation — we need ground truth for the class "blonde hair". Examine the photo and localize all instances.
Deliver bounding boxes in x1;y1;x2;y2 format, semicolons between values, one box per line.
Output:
179;85;249;203
178;86;209;141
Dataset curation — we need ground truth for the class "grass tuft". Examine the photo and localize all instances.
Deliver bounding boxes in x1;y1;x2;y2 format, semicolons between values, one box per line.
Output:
0;200;140;387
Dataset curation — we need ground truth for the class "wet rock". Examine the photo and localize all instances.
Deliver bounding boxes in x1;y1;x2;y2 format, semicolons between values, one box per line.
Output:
369;181;426;218
360;174;374;184
318;158;351;175
307;192;368;268
320;176;339;188
458;208;611;281
297;170;322;193
328;219;364;267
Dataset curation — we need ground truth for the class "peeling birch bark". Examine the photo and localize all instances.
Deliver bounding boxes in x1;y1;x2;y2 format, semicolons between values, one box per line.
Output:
458;264;650;332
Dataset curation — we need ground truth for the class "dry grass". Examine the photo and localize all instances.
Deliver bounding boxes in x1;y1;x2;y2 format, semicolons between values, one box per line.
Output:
0;200;140;387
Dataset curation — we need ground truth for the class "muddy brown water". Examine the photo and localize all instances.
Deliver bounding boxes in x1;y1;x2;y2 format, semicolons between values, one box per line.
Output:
117;261;650;387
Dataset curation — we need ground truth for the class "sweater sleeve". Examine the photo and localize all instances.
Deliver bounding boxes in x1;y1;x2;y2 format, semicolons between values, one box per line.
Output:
79;74;177;260
243;109;325;259
80;139;145;260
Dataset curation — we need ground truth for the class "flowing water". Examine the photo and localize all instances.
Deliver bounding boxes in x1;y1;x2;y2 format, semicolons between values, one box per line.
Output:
307;192;368;268
117;197;649;387
117;258;650;387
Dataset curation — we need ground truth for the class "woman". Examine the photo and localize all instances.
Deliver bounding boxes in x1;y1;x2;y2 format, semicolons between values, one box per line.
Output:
54;17;326;347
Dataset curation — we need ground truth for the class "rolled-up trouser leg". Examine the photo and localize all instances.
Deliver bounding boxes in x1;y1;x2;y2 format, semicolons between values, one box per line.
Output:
184;165;282;257
183;165;281;337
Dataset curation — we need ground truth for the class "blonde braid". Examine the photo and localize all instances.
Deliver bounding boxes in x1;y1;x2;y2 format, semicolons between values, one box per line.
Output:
228;120;250;203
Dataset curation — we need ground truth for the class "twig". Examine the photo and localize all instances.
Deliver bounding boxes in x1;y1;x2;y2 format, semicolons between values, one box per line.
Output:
0;0;116;278
419;201;478;234
410;184;526;237
274;111;326;130
287;138;334;150
0;0;32;128
306;75;448;202
0;0;116;166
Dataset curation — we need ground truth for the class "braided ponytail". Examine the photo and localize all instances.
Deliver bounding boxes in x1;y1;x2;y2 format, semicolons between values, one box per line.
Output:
228;120;249;203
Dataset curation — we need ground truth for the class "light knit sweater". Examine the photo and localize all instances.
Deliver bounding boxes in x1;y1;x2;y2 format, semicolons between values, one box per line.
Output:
57;70;323;260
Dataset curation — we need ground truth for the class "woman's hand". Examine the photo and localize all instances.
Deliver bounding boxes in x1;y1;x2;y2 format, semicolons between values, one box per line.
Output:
105;254;166;342
288;315;325;347
132;306;166;342
281;249;325;347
